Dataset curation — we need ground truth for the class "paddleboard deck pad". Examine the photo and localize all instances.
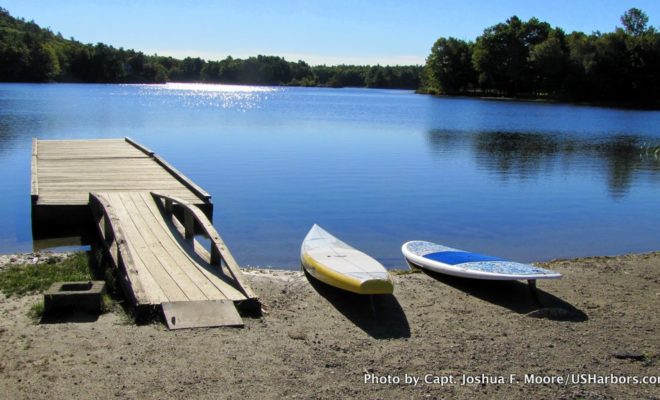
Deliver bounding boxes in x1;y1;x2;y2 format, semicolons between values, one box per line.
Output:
402;241;561;280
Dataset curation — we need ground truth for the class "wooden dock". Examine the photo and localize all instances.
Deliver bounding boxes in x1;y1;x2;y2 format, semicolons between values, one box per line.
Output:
32;138;259;328
32;137;212;225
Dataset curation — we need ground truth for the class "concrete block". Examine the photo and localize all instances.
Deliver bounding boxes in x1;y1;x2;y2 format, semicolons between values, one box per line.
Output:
44;281;106;314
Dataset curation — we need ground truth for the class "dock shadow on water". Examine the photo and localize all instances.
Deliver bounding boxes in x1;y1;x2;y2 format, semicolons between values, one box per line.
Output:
303;270;410;339
421;269;588;322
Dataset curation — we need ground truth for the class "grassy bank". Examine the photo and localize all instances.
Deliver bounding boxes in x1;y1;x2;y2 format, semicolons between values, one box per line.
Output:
0;251;115;320
0;253;91;297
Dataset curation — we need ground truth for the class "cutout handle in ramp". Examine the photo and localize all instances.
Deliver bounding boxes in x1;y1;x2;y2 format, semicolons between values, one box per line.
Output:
162;300;244;329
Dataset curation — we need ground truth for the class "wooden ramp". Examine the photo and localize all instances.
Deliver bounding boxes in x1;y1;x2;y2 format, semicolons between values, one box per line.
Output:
32;137;212;226
89;191;259;328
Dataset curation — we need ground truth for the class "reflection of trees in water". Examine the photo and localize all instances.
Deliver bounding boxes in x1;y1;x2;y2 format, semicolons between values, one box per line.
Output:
596;137;649;197
426;130;659;197
474;132;560;181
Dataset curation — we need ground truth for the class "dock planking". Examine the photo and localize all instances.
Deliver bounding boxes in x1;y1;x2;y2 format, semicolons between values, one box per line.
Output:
32;137;259;328
32;137;212;224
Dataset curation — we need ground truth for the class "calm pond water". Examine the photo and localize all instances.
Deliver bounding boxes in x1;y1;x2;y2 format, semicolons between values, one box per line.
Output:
0;83;658;268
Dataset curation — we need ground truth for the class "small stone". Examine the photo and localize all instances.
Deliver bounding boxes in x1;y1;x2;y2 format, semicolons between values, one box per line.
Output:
526;307;575;319
287;329;307;340
612;351;646;361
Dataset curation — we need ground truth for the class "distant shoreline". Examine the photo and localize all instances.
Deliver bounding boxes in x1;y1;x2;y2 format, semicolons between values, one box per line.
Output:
415;89;660;111
2;80;658;111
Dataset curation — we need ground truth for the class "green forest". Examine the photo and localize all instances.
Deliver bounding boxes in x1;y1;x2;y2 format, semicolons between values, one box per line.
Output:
0;7;420;89
1;6;659;106
423;8;660;106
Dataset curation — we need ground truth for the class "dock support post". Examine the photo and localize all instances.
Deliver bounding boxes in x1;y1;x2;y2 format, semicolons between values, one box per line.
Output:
184;209;194;241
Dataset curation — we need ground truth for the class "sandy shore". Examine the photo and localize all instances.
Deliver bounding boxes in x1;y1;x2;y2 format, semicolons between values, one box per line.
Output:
0;251;658;399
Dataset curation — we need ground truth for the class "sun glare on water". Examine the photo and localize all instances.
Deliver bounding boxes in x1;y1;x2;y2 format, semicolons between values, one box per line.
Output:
157;82;277;93
131;82;278;110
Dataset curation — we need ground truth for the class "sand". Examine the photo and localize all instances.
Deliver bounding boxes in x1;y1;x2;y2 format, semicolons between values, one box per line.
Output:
0;251;658;399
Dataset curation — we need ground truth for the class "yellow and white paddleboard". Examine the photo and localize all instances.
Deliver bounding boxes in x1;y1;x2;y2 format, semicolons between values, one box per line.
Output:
301;224;393;295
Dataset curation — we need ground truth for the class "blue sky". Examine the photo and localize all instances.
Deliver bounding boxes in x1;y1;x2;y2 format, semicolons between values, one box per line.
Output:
3;0;659;65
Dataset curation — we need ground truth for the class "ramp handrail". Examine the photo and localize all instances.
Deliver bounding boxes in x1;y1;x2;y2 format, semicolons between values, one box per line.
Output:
88;192;147;305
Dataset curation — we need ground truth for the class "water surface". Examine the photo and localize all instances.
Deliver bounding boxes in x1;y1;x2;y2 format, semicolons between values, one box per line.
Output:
0;83;658;267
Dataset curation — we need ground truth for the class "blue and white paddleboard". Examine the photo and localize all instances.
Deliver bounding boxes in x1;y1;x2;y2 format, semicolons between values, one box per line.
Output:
401;241;561;280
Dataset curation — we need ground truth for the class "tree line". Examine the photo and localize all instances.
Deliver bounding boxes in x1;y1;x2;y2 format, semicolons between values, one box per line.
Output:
422;8;660;106
0;8;420;89
2;6;658;106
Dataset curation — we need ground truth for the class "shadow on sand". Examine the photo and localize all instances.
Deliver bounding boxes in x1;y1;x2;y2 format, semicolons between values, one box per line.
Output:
304;270;410;339
39;310;100;324
421;269;588;322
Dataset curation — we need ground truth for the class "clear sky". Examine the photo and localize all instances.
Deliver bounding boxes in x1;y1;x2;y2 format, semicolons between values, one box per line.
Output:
3;0;660;65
